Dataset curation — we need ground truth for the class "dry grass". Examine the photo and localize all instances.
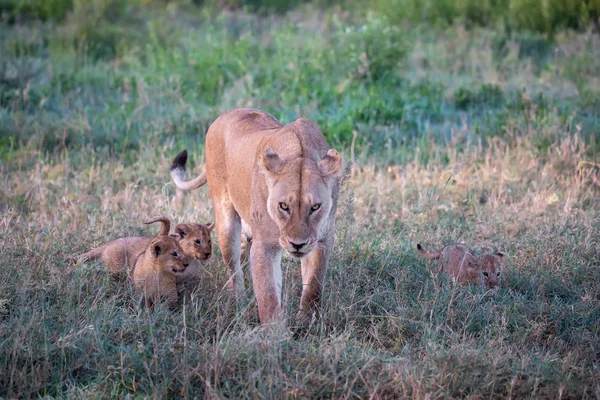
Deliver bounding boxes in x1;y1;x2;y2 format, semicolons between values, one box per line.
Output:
1;3;600;398
1;109;599;397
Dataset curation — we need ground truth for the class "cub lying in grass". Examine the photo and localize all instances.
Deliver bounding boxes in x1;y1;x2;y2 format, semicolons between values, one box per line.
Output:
78;218;213;274
78;216;172;273
78;217;216;303
77;216;190;308
416;243;505;288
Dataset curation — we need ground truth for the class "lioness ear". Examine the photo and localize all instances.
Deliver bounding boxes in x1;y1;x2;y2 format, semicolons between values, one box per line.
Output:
205;222;215;231
319;149;342;177
259;148;283;175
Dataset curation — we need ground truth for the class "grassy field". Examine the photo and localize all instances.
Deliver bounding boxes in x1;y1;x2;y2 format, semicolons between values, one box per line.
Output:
1;1;600;398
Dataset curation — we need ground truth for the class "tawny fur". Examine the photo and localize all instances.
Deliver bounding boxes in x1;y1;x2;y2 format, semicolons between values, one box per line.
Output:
77;216;213;307
78;218;214;282
170;108;342;326
417;243;505;288
132;236;190;309
78;216;171;273
169;222;215;294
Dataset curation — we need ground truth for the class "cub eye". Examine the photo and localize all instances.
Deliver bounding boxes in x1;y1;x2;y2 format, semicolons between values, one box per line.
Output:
171;252;178;257
496;272;501;277
482;272;489;277
311;203;321;212
279;202;289;211
194;239;202;245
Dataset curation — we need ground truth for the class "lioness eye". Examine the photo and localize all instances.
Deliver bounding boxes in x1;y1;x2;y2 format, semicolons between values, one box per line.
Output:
279;202;289;211
483;272;489;277
171;252;178;257
496;272;501;277
311;203;321;212
195;239;202;245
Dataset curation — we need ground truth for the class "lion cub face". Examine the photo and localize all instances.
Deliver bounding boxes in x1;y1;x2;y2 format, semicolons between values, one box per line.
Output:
259;148;341;258
171;223;214;261
478;253;505;288
150;237;190;273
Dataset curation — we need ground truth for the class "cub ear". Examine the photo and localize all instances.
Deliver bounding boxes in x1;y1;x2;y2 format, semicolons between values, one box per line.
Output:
205;222;215;232
468;261;480;270
495;252;505;259
259;147;284;175
153;242;163;258
319;149;342;177
174;225;187;239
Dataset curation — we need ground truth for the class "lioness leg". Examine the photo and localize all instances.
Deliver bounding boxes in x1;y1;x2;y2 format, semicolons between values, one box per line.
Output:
250;240;283;324
297;239;331;327
213;199;244;295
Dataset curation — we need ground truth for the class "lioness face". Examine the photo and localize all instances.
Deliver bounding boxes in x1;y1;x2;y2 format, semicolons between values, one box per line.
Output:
260;148;341;258
172;223;214;261
479;252;505;288
151;237;190;273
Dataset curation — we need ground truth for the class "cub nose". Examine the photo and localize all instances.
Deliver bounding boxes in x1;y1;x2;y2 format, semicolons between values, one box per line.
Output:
290;240;308;251
204;252;211;257
183;263;189;268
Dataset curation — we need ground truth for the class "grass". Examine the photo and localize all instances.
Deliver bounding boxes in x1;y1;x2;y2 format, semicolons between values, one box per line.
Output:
1;2;599;398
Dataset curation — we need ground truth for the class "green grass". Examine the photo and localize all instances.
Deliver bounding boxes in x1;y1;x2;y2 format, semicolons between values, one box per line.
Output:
1;2;599;398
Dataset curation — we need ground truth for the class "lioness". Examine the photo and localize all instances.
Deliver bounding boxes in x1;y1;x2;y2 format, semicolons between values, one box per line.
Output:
416;243;505;288
132;236;190;309
171;108;342;325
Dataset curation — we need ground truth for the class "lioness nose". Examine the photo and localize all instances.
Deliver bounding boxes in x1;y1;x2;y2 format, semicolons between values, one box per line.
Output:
290;240;308;251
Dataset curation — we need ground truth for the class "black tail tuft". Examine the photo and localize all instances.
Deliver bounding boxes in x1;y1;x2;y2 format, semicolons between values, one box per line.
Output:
417;243;423;251
171;150;188;171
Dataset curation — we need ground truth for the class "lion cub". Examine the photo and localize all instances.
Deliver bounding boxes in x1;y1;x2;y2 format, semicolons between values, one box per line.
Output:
132;236;189;309
416;243;505;288
78;216;190;308
169;222;214;294
78;216;172;273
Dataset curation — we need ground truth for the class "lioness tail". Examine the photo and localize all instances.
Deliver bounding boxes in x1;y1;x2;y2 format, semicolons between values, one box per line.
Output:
170;150;207;191
416;243;441;260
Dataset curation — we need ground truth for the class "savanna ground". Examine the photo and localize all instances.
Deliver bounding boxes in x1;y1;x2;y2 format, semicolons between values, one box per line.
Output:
1;0;599;398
